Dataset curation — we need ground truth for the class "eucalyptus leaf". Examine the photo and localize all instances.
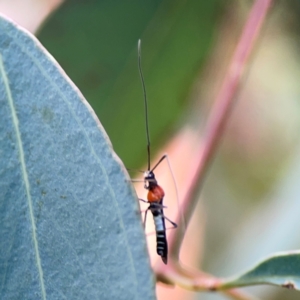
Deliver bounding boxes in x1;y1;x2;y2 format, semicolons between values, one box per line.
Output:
0;15;155;300
220;251;300;291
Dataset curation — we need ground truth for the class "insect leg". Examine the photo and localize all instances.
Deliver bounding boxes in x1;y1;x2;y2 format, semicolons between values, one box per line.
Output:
129;179;145;182
153;153;186;232
138;198;148;203
138;199;168;209
143;207;150;228
162;214;178;229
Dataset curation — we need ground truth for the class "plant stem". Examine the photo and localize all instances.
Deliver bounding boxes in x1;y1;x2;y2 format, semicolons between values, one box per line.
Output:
168;0;274;260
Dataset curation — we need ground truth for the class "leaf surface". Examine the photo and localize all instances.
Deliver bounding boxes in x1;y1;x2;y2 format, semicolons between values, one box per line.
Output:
0;15;155;300
221;251;300;291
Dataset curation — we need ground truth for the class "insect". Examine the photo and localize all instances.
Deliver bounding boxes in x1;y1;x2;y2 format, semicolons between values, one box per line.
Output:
137;40;177;264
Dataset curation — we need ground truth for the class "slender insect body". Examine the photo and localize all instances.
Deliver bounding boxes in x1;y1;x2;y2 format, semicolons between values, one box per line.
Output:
137;40;177;265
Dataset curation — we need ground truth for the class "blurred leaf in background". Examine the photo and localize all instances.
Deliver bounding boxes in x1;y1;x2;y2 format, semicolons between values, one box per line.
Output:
37;0;222;168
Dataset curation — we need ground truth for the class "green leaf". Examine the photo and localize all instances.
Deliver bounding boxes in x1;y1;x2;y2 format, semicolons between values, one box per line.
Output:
0;15;155;300
220;251;300;291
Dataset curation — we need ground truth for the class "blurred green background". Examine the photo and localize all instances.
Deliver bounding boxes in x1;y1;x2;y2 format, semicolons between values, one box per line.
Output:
38;0;221;168
36;1;300;300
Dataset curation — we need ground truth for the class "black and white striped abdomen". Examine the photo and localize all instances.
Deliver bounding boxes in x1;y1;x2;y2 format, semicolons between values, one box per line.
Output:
153;212;168;264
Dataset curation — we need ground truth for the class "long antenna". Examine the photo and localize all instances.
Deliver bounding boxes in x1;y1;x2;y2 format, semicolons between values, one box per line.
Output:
138;39;151;171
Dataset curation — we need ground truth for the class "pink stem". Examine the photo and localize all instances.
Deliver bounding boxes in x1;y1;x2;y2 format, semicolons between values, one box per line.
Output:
169;0;274;259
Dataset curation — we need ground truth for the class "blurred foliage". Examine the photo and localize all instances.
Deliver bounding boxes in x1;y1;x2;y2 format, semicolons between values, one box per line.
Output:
38;0;223;168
